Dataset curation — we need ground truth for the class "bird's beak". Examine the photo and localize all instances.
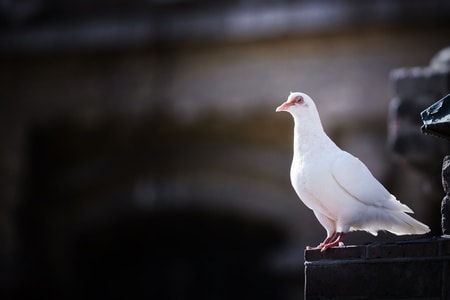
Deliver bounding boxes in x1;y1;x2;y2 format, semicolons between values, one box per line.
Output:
276;102;293;112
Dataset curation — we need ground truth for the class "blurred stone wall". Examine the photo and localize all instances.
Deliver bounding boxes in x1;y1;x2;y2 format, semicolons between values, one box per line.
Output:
388;46;450;236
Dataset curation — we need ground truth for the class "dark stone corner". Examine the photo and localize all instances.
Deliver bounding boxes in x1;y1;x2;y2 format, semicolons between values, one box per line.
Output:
305;237;450;299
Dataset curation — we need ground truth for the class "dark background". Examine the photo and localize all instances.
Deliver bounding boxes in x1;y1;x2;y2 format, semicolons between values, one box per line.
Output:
1;1;450;299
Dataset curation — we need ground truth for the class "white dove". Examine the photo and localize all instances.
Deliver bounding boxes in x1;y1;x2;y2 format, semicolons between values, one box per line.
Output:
276;92;430;251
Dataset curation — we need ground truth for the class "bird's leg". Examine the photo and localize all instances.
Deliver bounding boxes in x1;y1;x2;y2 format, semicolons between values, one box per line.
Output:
320;232;345;252
306;232;337;250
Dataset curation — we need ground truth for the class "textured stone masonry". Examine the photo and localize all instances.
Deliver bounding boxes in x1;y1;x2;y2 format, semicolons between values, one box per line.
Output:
442;156;450;235
388;46;450;172
305;237;450;299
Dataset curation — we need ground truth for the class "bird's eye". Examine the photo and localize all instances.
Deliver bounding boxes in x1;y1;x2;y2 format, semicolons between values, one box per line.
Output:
295;96;304;103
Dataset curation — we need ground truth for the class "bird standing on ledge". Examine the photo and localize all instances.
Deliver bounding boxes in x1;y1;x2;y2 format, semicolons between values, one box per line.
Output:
276;92;430;251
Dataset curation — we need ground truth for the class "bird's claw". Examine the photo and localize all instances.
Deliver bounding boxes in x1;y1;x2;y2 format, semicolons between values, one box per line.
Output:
307;233;345;251
319;241;345;252
306;243;326;250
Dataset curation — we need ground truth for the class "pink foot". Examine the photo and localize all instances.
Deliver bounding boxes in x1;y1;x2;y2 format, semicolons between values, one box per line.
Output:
306;245;322;250
320;232;345;252
306;232;338;251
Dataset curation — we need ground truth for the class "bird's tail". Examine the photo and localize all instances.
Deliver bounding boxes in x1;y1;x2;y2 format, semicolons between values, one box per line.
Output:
382;211;430;236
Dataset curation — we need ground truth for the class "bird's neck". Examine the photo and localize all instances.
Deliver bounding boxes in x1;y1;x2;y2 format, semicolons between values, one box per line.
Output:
292;115;334;158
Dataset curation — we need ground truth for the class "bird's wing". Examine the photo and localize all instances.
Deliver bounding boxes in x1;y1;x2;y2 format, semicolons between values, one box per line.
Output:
331;151;413;213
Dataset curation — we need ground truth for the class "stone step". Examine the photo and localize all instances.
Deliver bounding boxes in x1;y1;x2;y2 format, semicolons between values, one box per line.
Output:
304;236;450;299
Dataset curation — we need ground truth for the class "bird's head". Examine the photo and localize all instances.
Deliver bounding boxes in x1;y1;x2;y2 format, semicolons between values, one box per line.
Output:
276;92;317;115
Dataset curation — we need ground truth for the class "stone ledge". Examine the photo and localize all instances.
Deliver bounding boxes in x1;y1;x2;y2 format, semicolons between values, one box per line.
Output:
304;236;450;299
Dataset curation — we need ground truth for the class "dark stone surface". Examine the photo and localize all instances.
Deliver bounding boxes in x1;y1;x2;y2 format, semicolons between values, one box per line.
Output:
305;245;366;262
305;237;450;300
388;63;450;172
442;156;450;234
430;46;450;72
388;47;450;237
442;155;450;194
442;196;450;235
306;260;442;299
389;67;449;99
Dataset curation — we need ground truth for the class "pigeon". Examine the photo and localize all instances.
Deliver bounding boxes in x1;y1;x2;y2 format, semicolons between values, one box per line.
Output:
276;92;430;251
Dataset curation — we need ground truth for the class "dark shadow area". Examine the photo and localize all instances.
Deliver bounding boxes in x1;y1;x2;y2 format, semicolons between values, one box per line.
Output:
12;119;289;300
